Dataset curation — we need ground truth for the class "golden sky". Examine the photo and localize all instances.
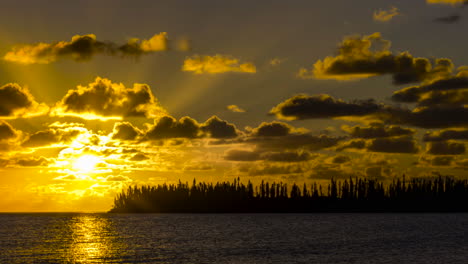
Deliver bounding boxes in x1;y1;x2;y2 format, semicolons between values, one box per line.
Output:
0;0;466;211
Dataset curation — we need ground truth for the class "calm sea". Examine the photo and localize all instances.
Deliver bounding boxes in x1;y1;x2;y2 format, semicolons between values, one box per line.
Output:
0;213;466;263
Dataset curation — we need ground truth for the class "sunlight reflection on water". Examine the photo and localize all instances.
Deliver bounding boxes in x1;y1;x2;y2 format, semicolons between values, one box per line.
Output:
68;215;116;263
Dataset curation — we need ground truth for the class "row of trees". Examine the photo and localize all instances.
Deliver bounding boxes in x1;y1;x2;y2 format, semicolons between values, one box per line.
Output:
109;176;468;213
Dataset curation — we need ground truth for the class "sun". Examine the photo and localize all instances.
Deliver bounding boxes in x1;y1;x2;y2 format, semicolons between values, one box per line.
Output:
72;155;101;174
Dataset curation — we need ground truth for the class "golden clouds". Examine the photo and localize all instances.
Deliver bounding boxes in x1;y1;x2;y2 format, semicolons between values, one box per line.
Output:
119;32;169;55
4;33;170;64
51;77;166;120
182;54;256;74
426;0;467;5
373;7;400;22
227;105;246;113
0;83;48;118
298;32;454;85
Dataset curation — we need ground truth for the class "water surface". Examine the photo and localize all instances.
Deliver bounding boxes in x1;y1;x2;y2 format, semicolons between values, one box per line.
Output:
0;213;467;263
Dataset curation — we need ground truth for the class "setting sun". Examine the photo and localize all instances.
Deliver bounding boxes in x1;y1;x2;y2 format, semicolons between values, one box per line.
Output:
72;155;101;174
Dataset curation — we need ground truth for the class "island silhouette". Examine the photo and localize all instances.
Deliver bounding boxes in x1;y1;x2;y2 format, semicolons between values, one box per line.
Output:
109;175;468;213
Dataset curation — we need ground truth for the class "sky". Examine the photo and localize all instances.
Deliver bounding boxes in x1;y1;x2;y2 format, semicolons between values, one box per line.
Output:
0;0;467;211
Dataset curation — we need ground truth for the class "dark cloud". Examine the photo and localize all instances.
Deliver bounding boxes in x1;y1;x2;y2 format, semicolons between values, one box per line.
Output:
0;83;47;118
398;106;468;128
250;134;341;151
4;33;170;64
392;73;468;106
344;124;415;138
299;32;454;85
245;163;305;176
271;94;467;129
367;137;419;154
15;157;51;167
22;128;82;148
53;77;166;119
270;94;391;120
112;122;141;141
427;141;466;155
336;139;367;151
144;115;239;140
145;116;200;139
260;151;315;162
434;14;461;24
200;116;239;139
251;121;294;137
427;156;455;166
0;121;18;140
308;164;358;180
224;149;261;161
331;155;351;164
423;128;468;141
130;153;150;161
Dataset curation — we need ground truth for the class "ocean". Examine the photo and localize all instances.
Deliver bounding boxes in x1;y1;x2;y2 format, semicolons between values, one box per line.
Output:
0;213;466;263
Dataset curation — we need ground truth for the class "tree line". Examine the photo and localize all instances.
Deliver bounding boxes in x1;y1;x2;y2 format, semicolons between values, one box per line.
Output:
109;175;468;213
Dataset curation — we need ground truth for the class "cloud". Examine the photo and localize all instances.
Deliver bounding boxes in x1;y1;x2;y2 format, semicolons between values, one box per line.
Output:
250;134;341;151
22;127;83;148
423;128;468;141
298;32;454;85
260;151;315;162
4;33;170;64
118;33;169;56
251;121;297;137
0;121;18;141
182;54;256;74
111;122;142;141
392;71;468;107
421;156;455;166
270;94;392;121
15;156;51;167
200;116;239;139
373;7;400;22
426;0;468;5
224;149;260;161
52;77;166;120
434;14;461;24
367;136;419;153
308;164;359;180
226;105;246;113
343;124;415;138
271;94;468;128
129;153;150;161
144;115;238;140
399;105;468;128
331;155;351;164
336;139;367;151
336;136;419;154
427;141;466;155
0;83;48;118
145;116;200;139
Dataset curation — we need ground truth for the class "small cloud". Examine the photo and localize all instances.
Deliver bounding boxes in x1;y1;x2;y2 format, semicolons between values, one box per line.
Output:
182;54;256;74
227;104;246;113
269;58;283;66
373;7;400;22
433;14;461;24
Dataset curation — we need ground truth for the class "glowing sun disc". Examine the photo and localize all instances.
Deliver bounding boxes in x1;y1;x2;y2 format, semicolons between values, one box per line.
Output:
73;155;101;173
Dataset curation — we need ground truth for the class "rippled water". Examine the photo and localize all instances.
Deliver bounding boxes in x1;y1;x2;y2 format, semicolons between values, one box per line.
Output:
0;213;467;263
